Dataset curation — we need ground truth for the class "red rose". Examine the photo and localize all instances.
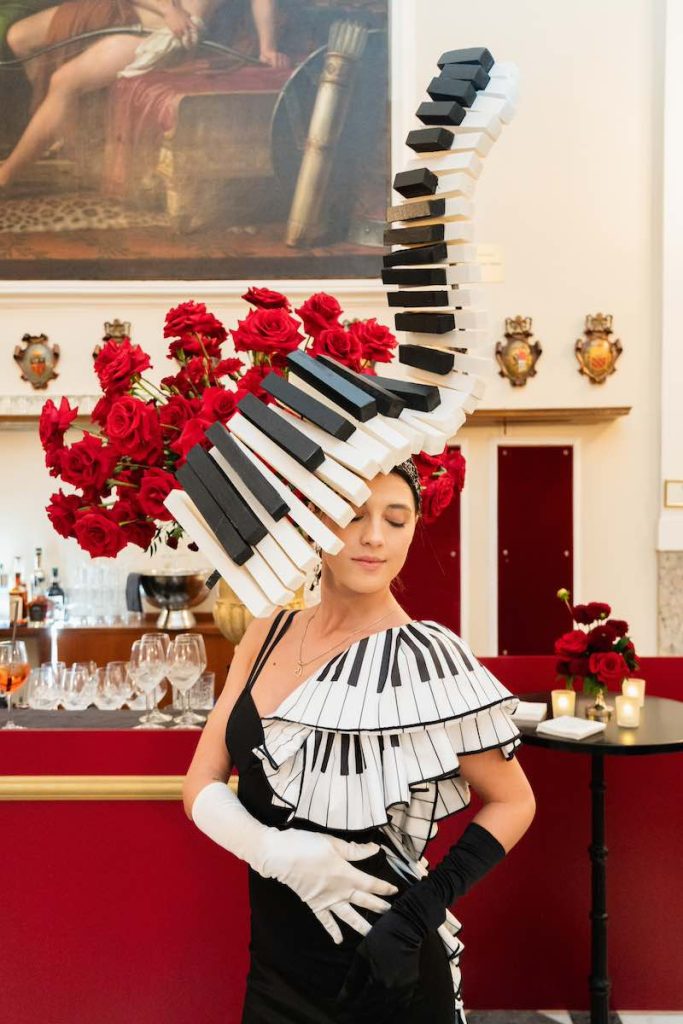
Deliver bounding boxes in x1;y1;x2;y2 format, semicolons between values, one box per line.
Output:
295;292;342;337
59;435;117;495
586;601;611;621
169;416;211;466
94;337;151;394
136;468;178;520
39;397;78;449
421;474;454;524
164;301;227;345
242;286;290;310
200;386;237;425
586;625;616;652
589;651;628;688
91;393;114;429
554;630;589;657
46;490;84;539
606;618;628;637
235;364;278;403
44;440;64;478
179;355;213;390
231;307;304;357
309;326;362;370
111;497;156;550
556;657;589;679
348;318;397;364
105;396;163;464
74;509;128;558
168;334;223;361
159;395;195;437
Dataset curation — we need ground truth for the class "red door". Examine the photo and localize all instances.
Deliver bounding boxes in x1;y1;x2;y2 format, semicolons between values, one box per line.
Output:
497;445;573;654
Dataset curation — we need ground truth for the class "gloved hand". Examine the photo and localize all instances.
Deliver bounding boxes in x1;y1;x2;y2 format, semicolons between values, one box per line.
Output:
337;821;507;1012
191;780;397;944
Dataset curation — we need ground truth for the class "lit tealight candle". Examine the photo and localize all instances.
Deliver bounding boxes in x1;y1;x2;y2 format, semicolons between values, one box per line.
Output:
622;677;645;707
551;688;576;717
615;694;640;727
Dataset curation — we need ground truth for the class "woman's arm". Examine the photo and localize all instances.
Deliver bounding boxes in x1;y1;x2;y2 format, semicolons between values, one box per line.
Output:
181;611;274;819
133;0;199;46
458;746;536;851
249;0;290;68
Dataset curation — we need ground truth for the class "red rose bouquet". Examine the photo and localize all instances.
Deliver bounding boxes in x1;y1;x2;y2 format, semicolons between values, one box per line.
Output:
40;289;466;559
554;588;639;696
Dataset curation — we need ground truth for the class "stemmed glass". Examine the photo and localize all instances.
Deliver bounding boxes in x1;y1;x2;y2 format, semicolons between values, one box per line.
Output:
129;637;167;730
167;634;205;729
0;640;31;730
29;662;64;710
93;662;129;710
62;662;95;710
140;632;173;725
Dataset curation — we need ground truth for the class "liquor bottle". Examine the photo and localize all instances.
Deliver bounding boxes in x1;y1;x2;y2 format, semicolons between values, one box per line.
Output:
28;547;49;622
8;556;28;625
0;562;8;622
47;567;66;622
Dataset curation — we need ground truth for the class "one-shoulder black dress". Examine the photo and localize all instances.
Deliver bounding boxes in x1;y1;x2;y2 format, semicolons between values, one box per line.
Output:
225;608;523;1024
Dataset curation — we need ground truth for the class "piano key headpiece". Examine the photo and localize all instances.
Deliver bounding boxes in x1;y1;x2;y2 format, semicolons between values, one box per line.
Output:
164;45;519;618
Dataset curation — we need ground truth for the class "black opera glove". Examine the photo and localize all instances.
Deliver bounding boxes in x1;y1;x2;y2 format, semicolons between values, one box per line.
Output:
337;821;507;1015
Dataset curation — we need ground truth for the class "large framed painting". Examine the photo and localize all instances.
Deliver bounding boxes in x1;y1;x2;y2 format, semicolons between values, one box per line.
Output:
0;0;388;279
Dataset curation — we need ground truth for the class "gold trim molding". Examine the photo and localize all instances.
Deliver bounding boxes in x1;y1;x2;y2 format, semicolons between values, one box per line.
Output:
0;774;238;800
469;407;631;427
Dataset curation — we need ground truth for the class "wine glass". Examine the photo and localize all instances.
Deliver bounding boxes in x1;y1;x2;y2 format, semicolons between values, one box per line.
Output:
174;632;208;725
0;640;31;730
129;638;167;730
93;662;128;710
62;662;94;710
167;635;203;729
140;632;173;725
28;662;63;710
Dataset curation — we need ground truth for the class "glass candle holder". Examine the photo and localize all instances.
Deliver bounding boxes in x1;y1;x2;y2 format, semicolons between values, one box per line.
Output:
622;677;645;707
615;694;640;727
551;688;576;717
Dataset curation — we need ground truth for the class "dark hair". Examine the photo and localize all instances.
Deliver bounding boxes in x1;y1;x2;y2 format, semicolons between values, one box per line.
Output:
390;458;422;515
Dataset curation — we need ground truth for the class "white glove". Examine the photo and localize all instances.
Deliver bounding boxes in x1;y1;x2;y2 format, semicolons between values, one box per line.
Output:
191;780;398;944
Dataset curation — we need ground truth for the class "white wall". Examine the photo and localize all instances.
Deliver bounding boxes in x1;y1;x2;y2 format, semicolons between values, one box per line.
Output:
0;0;666;652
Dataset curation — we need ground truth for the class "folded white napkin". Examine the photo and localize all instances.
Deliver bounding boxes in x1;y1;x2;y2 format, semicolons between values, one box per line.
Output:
118;16;205;79
536;715;607;740
510;701;548;724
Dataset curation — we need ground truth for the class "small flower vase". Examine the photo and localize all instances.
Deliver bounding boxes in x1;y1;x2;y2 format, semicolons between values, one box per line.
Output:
585;685;614;722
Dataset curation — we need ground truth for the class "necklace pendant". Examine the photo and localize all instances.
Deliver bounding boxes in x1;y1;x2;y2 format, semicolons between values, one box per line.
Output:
294;663;303;677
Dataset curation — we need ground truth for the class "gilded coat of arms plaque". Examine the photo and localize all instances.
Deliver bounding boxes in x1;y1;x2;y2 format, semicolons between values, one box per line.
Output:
13;333;60;390
575;313;622;384
495;316;542;387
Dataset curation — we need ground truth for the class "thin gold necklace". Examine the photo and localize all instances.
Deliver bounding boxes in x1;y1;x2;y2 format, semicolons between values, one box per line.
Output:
294;607;397;677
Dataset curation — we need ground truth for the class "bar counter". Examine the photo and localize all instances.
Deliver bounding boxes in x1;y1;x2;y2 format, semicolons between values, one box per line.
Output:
1;656;682;1023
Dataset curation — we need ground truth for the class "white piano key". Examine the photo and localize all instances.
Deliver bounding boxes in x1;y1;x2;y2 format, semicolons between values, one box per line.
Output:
403;330;491;353
232;433;344;555
292;377;400;473
447;351;496;377
390;242;502;266
455;110;502;139
471;93;516;125
254;536;305;591
163;490;276;619
447;263;504;284
393;197;474;226
398;170;475;203
490;61;520;81
396;221;474;245
387;285;484;307
406;134;493;165
398;408;451;454
379;411;426;451
267;402;381;480
405;151;483;179
403;363;488;400
209;444;319;574
242;545;296;606
228;412;355;527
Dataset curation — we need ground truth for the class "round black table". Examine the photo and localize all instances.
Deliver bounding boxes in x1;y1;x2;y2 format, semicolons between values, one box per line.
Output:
517;691;683;1024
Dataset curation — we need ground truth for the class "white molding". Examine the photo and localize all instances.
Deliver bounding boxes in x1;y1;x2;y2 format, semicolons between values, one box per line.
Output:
488;437;580;655
0;394;98;417
457;436;469;642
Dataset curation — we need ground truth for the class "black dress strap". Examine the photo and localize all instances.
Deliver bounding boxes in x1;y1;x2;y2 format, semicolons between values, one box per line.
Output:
245;607;299;692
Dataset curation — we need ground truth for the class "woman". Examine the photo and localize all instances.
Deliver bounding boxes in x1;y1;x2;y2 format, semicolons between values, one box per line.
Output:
183;458;536;1024
0;0;288;189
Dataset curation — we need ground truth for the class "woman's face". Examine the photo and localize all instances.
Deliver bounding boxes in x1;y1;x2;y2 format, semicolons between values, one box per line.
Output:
319;472;418;595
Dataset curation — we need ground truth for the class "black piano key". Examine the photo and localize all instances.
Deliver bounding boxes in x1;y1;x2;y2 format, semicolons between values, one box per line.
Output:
386;197;446;223
381;266;449;287
205;421;290;521
439;63;490;89
395;311;456;334
384;223;445;246
416;100;466;126
387;289;451;308
175;463;252;565
406;127;454;153
286;350;377;423
260;371;355;441
371;374;441;412
186;445;267;545
315;354;406;418
205;569;221;590
437;46;494;72
399;345;455;376
393;167;438;199
237;391;325;472
427;76;476;107
383;242;448;268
